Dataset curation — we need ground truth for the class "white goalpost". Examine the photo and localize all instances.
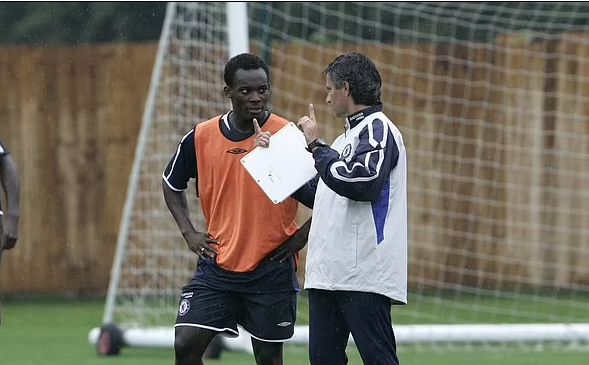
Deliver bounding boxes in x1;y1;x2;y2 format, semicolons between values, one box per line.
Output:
89;1;589;356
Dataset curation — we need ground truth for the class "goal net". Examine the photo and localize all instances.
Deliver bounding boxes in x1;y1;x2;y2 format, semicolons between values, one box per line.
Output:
91;1;589;353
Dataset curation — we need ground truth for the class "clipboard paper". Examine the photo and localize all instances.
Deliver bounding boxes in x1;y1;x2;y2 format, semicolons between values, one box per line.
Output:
241;123;318;204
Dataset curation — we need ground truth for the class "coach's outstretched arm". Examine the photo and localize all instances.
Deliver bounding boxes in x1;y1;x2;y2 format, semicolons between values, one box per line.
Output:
0;152;20;250
162;180;219;259
298;104;399;203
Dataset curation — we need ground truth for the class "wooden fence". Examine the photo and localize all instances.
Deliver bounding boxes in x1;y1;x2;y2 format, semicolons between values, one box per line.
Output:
0;35;588;294
0;44;156;294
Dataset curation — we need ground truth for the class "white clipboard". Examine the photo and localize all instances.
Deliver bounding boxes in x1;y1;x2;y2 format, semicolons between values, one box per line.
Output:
241;122;318;204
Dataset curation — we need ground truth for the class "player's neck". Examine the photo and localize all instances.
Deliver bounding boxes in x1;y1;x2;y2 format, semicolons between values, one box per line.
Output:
228;112;254;133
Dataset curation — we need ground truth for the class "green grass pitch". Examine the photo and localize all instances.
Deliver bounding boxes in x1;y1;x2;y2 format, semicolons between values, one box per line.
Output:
0;297;587;365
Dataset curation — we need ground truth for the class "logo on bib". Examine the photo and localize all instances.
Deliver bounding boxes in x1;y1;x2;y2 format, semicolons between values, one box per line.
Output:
227;148;248;154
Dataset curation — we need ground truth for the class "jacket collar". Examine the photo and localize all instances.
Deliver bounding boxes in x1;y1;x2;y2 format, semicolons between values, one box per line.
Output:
345;103;383;130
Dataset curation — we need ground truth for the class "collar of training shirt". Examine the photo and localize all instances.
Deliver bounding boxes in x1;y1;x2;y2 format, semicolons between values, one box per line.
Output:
345;103;383;130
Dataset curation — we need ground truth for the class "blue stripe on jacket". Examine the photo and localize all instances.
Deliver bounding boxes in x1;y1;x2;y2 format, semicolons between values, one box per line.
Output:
372;179;390;244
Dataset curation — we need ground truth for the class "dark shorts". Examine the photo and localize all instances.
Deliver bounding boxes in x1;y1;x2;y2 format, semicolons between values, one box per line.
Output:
174;284;297;341
174;256;299;342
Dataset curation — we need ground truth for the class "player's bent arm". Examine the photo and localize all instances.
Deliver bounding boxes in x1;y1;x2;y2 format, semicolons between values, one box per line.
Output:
294;216;312;242
271;217;312;262
0;154;21;219
0;153;20;249
291;174;319;209
162;179;199;238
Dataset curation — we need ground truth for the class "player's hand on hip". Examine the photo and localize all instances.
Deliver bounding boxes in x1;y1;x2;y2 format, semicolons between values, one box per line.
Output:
253;118;271;148
297;103;319;144
185;231;219;259
270;231;308;263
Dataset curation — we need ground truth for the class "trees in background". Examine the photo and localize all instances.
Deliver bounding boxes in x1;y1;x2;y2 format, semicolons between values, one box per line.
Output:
250;2;589;45
0;2;166;45
1;2;589;46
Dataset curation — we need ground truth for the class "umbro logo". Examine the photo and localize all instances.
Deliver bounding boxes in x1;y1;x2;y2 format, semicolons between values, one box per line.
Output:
277;322;292;327
227;148;248;154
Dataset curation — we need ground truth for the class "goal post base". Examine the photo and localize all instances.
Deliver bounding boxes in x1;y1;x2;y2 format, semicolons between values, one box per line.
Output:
89;323;589;354
89;324;251;356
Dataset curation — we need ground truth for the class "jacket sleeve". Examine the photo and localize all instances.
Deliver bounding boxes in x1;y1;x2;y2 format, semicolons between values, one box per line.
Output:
312;118;399;202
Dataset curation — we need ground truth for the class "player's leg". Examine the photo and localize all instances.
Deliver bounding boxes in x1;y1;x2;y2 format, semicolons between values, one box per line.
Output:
338;291;399;365
308;289;350;365
174;326;217;365
238;290;297;365
174;285;239;365
251;339;284;365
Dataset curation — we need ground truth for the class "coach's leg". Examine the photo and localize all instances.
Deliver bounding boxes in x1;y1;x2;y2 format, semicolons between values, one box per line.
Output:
174;326;217;365
308;289;350;365
340;291;399;365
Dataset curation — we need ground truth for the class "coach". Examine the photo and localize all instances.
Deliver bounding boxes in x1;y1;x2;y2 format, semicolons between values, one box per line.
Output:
299;53;408;365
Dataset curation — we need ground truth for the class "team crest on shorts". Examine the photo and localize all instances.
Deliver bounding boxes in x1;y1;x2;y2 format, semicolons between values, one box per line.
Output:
178;299;190;316
342;143;352;159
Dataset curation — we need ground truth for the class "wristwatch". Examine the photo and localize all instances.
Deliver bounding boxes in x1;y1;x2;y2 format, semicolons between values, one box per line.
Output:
306;138;329;153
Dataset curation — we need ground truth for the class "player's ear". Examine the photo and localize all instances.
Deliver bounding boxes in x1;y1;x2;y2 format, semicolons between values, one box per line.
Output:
223;85;231;98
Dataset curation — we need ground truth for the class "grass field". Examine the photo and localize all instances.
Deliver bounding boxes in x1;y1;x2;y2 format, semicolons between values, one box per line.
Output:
0;298;588;365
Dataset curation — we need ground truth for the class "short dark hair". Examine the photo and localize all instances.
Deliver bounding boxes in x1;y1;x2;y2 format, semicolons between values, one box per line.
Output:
224;53;270;88
324;52;382;106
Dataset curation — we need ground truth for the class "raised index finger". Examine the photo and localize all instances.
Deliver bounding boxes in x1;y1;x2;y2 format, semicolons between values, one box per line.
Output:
253;118;262;135
309;103;316;122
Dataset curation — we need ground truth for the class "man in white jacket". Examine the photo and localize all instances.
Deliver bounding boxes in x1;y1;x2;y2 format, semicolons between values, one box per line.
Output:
257;52;407;365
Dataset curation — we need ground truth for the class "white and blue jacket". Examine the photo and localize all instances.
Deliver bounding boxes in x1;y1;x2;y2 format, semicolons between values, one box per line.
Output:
303;104;408;304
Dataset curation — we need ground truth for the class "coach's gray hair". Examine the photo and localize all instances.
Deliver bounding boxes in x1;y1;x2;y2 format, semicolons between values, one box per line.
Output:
324;52;382;106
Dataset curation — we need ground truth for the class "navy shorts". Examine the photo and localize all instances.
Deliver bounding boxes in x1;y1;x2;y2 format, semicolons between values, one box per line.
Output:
175;284;297;341
174;256;299;342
